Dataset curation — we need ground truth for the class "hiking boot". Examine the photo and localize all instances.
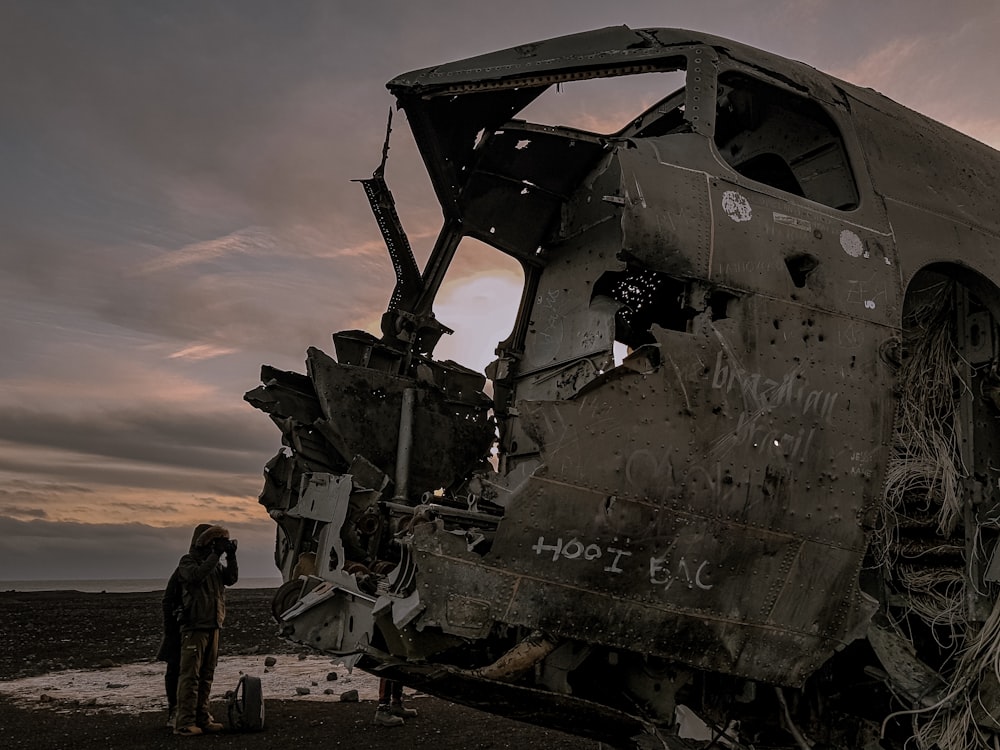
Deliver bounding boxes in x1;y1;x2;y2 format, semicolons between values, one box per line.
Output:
373;705;404;727
390;701;418;718
165;707;176;728
173;725;203;736
199;720;224;733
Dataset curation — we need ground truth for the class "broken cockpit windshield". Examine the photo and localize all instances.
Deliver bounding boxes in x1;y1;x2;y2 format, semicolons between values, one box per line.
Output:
514;69;688;135
713;72;859;210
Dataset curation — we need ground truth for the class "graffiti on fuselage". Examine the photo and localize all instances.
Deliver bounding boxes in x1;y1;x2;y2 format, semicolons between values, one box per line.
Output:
530;533;716;593
710;351;840;424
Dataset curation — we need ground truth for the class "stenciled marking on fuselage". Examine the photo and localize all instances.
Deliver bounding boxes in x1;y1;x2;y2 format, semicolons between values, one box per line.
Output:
716;260;775;276
772;212;811;232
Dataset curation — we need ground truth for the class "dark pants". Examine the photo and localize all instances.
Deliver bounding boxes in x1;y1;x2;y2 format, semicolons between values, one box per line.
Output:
165;653;180;709
175;628;219;728
378;678;403;705
158;628;181;709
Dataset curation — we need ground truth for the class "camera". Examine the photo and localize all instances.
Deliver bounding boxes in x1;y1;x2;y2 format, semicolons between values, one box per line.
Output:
213;537;237;555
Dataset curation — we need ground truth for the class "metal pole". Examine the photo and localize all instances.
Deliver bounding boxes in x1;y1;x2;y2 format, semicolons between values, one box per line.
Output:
394;388;416;501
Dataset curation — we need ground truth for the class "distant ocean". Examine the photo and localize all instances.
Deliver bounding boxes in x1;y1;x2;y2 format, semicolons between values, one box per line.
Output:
0;577;283;593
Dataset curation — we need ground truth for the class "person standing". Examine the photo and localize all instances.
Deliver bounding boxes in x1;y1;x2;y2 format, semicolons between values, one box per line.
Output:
156;567;182;728
173;523;238;736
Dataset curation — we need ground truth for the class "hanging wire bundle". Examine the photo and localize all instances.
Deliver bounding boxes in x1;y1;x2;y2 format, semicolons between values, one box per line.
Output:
904;596;1000;750
881;280;967;547
873;280;1000;749
895;563;967;644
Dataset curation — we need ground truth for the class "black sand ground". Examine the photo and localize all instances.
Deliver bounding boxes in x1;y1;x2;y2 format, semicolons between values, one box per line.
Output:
0;589;603;750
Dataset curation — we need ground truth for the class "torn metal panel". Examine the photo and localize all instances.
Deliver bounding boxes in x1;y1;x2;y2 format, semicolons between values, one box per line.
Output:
617;141;712;276
305;346;493;497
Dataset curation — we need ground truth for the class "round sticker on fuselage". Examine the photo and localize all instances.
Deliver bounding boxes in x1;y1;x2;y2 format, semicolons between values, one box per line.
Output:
840;229;865;258
722;191;752;222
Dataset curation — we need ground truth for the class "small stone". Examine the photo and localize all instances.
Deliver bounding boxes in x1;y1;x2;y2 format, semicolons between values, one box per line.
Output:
311;681;318;686
98;659;116;668
105;683;128;689
326;672;338;682
339;689;359;702
297;652;308;661
323;688;335;695
39;694;53;703
264;656;277;667
295;687;311;695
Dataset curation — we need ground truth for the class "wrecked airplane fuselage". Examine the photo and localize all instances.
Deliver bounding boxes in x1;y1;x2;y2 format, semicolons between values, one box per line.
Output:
246;26;1000;750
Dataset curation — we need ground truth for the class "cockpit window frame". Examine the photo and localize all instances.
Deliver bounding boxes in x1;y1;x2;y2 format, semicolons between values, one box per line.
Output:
706;67;863;213
617;60;865;215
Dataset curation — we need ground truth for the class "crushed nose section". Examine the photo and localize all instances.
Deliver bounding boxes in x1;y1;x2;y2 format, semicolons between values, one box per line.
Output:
245;327;498;660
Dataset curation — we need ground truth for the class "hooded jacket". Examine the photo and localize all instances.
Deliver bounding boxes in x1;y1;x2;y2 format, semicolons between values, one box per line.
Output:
176;523;239;631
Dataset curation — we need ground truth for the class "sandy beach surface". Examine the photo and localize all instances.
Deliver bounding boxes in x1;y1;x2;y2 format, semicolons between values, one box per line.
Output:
0;588;602;749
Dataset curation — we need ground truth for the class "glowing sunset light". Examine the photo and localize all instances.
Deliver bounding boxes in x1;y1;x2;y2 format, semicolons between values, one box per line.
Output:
1;0;996;583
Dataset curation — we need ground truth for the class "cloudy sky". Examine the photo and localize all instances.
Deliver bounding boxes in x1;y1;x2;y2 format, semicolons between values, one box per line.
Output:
2;1;997;583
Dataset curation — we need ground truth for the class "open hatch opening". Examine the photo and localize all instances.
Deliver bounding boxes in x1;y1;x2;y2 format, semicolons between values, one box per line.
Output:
431;237;526;377
594;268;693;351
515;69;688;135
714;73;859;210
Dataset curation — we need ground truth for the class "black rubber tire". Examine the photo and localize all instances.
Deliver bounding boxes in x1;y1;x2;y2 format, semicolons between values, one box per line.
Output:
271;579;302;622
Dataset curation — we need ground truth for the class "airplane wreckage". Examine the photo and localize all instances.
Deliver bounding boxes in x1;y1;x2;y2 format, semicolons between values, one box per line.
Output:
245;26;1000;750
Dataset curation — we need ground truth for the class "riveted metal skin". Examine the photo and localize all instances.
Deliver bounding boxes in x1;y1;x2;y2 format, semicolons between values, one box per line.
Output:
247;24;1000;750
493;296;885;684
